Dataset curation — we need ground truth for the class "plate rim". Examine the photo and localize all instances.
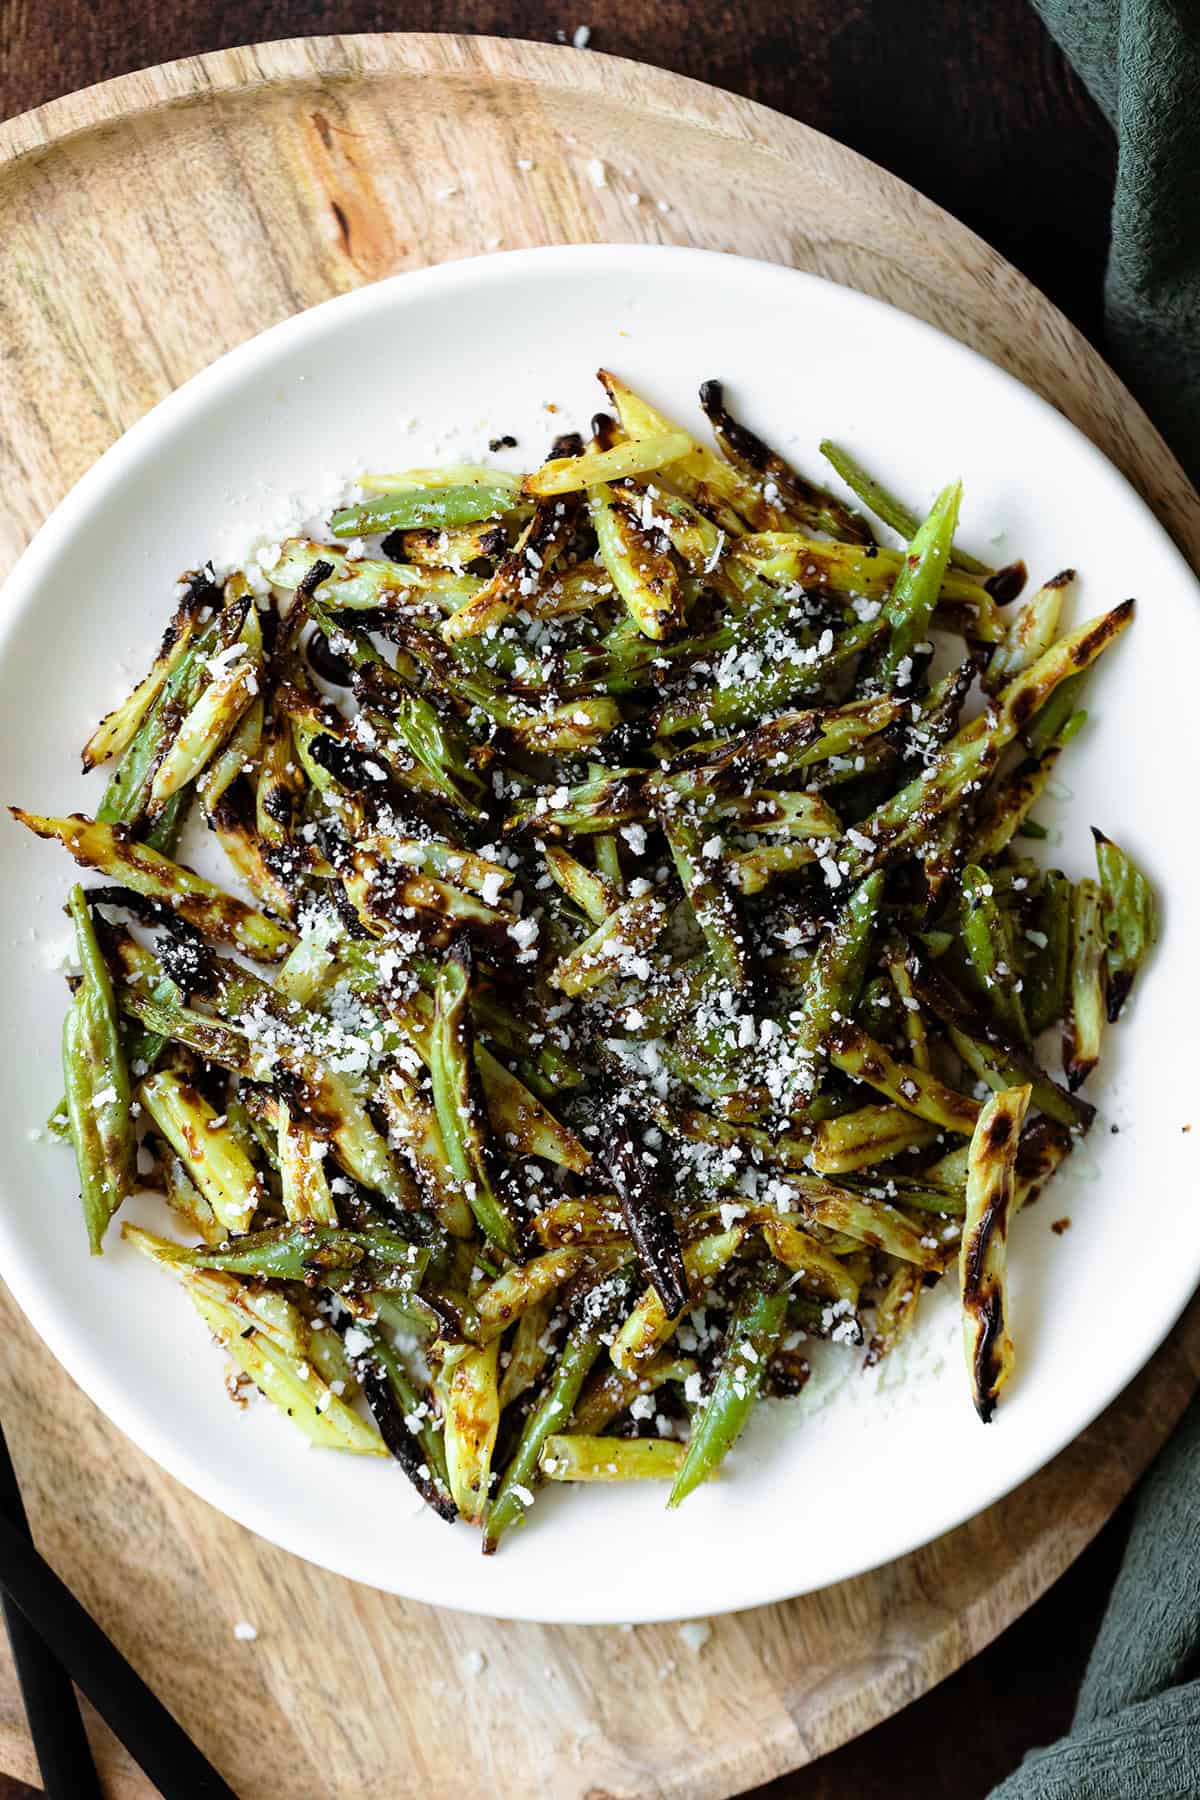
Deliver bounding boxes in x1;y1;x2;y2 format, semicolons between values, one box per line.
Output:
1;240;1198;1622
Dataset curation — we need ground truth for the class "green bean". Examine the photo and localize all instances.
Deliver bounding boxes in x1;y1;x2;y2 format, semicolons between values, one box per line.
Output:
960;1084;1030;1422
757;1215;861;1309
361;674;488;818
818;441;990;575
983;572;1073;692
886;952;930;1070
150;605;262;806
959;863;1030;1045
484;1275;635;1552
61;886;134;1253
827;1022;980;1133
443;495;580;643
498;1298;558;1412
727;532;998;621
840;603;1132;883
968;751;1061;863
660;806;752;990
542;1436;690;1482
809;1105;940;1174
331;482;516;537
611;1228;745;1374
571;1352;696;1436
654;615;886;739
668;1262;789;1507
129;1231;387;1453
13;811;295;963
594;833;625;890
350;1321;457;1518
1024;869;1073;1034
658;1104;813;1174
505;770;646;836
548;889;671;995
96;589;221;846
438;1339;502;1523
543;846;619;925
474;1247;584;1341
789;871;884;1106
589;483;683;641
876;480;961;688
157;1222;428;1284
905;947;1093;1132
139;1069;263;1234
865;1258;926;1365
1023;670;1088;758
1064;877;1105;1090
430;939;521;1259
1093;829;1156;1019
16;376;1158;1546
699;382;874;544
594;1094;687;1316
660;694;904;797
785;1176;947;1268
159;1148;223;1244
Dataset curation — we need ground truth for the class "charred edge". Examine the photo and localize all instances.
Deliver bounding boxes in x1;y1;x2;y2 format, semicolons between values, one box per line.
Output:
328;879;372;940
963;1180;1010;1304
968;1286;1006;1423
306;630;353;686
445;932;474;984
1063;1044;1098;1092
528;495;575;558
610;493;677;573
986;1109;1014;1151
962;1182;1010;1426
271;678;325;725
307;731;377;792
176;565;223;617
418;1288;474;1340
549;430;585;461
1106;970;1134;1024
1072;600;1135;663
984;561;1028;605
359;1360;457;1521
262;841;309;892
920;661;979;747
1015;1115;1073;1183
699;379;768;471
281;557;336;652
591;412;618;451
765;1347;811;1397
295;557;335;603
599;1100;688;1316
261;782;297;830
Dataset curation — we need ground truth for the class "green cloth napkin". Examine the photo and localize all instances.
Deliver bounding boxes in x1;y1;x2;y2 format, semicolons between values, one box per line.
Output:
985;9;1200;1789
991;1397;1200;1795
1030;0;1200;484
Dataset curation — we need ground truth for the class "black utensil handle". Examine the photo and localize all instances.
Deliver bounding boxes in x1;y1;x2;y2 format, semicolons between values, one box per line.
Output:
2;1592;102;1800
0;1511;237;1800
0;1419;101;1800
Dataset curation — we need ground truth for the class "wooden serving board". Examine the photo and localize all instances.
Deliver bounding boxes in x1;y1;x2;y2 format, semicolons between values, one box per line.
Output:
1;34;1198;1800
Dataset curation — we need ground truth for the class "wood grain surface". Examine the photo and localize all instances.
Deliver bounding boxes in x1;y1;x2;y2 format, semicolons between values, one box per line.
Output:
0;32;1196;1800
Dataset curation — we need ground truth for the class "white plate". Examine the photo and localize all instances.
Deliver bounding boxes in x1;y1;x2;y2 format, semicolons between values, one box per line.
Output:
1;245;1198;1624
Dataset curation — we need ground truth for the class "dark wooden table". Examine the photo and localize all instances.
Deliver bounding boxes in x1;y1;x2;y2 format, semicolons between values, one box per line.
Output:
0;5;1123;1796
